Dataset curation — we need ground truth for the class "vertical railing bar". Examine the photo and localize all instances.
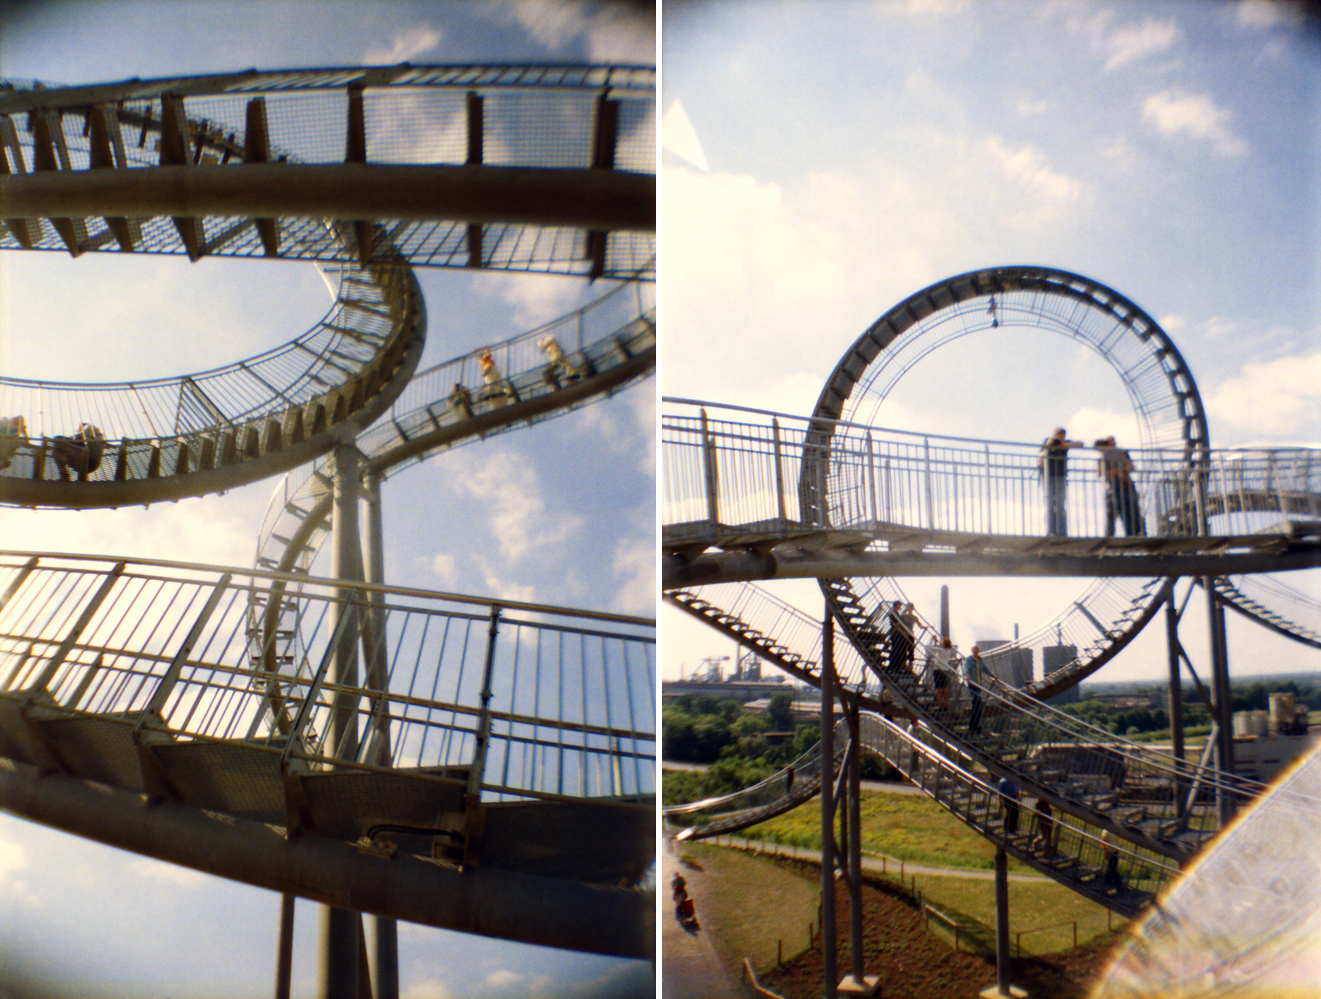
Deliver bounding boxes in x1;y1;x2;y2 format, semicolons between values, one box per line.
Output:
26;562;127;695
138;574;234;727
279;596;358;765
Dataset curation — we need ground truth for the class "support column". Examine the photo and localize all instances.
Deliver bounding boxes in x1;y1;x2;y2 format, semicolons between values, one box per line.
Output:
842;702;878;996
984;848;1024;998
274;893;295;999
321;444;365;999
361;468;398;999
1204;576;1234;825
1165;585;1186;818
820;607;837;999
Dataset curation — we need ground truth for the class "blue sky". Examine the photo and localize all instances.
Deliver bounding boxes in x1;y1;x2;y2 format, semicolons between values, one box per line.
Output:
660;0;1320;683
0;2;655;997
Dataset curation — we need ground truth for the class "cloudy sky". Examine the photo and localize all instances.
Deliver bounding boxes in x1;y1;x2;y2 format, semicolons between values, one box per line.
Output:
660;0;1320;683
0;2;654;997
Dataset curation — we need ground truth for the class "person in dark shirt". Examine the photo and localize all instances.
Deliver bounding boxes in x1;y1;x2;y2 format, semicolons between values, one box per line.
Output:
1038;427;1083;536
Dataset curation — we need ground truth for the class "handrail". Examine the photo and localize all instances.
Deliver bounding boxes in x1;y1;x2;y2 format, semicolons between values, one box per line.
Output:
663;402;1321;546
0;552;654;805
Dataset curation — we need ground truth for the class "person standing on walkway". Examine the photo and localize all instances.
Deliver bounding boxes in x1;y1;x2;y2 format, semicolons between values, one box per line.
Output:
931;637;955;713
1038;428;1083;537
1097;436;1145;537
998;776;1020;834
962;645;985;733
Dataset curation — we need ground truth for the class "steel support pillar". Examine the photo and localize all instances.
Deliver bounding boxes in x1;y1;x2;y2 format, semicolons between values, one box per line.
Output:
1204;576;1235;825
820;606;837;999
1165;587;1186;818
274;893;296;999
846;703;866;989
323;444;365;999
992;848;1013;998
360;468;398;999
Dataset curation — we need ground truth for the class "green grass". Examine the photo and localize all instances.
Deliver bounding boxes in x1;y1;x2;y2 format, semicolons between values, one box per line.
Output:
739;789;1035;872
689;839;1126;970
680;841;820;974
914;874;1125;957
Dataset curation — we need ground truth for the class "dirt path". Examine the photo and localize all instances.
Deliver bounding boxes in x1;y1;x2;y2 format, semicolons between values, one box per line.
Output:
661;835;747;999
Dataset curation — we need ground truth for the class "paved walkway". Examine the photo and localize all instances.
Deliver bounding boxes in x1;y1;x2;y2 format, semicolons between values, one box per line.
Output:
661;835;746;999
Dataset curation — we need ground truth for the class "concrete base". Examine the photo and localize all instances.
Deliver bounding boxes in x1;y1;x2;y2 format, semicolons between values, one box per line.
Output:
979;984;1028;999
837;976;881;997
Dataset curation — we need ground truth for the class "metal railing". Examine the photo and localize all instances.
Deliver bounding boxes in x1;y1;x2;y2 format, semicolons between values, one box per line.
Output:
859;713;1181;914
663;709;1182;915
663;401;1321;547
0;258;415;452
0;552;654;805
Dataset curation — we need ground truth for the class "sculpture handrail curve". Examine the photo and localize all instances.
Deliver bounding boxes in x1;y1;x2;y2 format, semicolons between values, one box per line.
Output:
0;252;423;504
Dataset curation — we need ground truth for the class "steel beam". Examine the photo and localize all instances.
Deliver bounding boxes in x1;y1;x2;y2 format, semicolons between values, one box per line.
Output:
0;163;656;232
662;547;1321;589
0;759;652;960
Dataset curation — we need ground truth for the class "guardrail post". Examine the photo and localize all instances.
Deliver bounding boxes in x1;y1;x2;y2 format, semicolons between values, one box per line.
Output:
325;442;364;999
983;443;993;534
994;847;1011;994
866;431;878;528
923;436;934;530
773;417;787;524
467;605;501;802
700;408;719;530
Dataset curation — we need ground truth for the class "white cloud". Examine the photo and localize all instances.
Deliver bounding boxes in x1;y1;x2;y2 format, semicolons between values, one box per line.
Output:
1141;90;1248;157
449;450;583;561
0;837;28;885
402;978;453;999
1103;17;1181;71
1101;135;1142;172
471;272;589;331
1235;0;1304;31
661;99;708;172
363;27;443;64
907;0;973;14
1203;316;1238;339
1206;353;1321;439
498;0;654;63
128;857;211;888
982;137;1084;206
430;552;458;588
611;531;655;617
485;969;523;988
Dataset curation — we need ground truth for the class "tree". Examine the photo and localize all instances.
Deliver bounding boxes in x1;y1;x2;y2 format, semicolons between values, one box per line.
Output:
767;692;796;731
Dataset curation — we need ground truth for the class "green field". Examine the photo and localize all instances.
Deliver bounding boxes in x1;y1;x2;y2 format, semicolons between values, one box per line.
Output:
679;841;820;973
739;787;1036;873
687;838;1126;970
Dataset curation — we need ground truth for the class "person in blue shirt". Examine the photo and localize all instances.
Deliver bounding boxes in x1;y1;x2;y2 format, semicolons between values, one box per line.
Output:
962;645;985;733
998;776;1020;834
